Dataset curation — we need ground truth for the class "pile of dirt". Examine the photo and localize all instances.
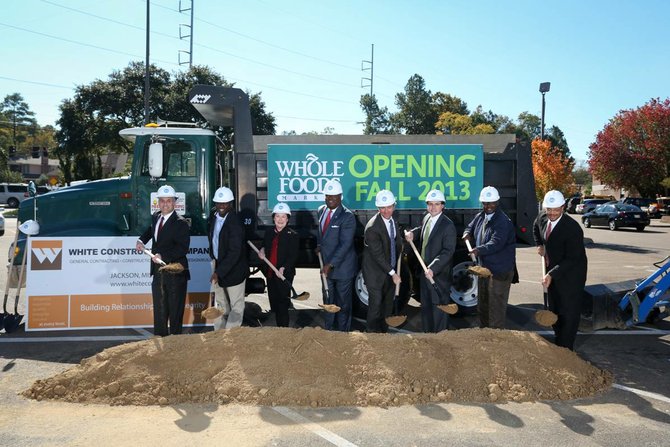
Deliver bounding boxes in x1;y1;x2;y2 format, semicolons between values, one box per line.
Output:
23;327;612;407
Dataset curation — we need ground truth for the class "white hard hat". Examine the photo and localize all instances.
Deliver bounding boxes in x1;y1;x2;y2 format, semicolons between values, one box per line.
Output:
543;190;566;208
272;202;291;216
19;219;40;236
479;186;500;202
425;189;446;203
213;186;234;203
156;185;177;198
322;179;343;195
375;190;396;207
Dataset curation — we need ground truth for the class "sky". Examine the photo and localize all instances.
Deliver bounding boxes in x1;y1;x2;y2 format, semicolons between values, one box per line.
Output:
2;0;670;163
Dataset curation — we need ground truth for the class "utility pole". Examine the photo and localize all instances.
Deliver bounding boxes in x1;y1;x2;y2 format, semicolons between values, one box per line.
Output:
361;44;374;96
144;0;150;125
179;0;194;68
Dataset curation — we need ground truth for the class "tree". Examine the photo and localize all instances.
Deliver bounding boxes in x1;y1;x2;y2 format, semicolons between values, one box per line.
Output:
589;98;670;197
0;93;38;169
435;112;494;135
516;112;541;142
56;62;276;181
532;138;575;201
432;92;469;116
391;74;437;134
360;94;393;135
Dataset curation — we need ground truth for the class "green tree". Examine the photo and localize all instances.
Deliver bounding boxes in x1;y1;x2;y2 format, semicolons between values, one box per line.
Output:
56;62;276;181
0;93;38;169
360;94;393;135
432;92;469;116
391;74;437;134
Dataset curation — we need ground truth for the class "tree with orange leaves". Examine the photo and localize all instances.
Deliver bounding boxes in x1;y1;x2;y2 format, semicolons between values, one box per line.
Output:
532;138;575;201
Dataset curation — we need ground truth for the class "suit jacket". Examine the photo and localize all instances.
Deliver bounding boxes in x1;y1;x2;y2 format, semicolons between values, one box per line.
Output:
463;208;516;275
411;213;456;292
316;204;358;279
533;212;587;310
262;226;299;281
361;213;402;288
139;211;190;279
208;209;248;287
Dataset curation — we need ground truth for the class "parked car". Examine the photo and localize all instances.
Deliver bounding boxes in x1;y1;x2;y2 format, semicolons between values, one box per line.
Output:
0;183;29;208
582;203;650;231
566;196;582;214
575;198;612;214
620;197;655;214
648;197;670;218
0;211;4;236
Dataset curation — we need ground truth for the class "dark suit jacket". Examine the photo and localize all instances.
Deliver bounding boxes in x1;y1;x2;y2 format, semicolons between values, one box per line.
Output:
316;204;358;280
262;226;299;281
533;212;587;311
208;209;248;287
139;211;190;279
411;213;456;292
362;213;402;288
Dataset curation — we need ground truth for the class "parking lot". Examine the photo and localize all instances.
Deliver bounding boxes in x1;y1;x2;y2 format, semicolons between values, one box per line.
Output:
1;215;669;446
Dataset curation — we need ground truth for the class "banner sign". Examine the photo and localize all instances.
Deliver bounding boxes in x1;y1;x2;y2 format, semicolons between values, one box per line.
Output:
268;144;483;210
25;236;212;331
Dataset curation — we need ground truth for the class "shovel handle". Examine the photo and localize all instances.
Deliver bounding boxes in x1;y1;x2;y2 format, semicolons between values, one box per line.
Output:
247;240;285;281
394;248;402;296
143;249;166;266
464;239;478;263
316;252;329;294
406;237;436;286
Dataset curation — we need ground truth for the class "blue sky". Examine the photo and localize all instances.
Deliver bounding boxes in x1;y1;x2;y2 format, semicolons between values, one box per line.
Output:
2;0;669;163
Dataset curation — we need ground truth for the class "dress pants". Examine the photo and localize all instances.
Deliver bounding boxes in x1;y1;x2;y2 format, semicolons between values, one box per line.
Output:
323;277;354;331
213;280;246;330
267;276;291;327
477;269;514;329
366;276;395;333
419;276;450;333
151;271;188;336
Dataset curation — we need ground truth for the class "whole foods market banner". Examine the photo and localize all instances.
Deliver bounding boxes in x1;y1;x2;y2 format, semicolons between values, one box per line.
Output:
25;236;212;331
268;144;483;210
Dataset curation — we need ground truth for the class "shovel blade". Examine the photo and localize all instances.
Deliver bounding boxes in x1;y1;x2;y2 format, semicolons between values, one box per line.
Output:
437;303;459;315
3;314;23;333
535;309;558;327
467;265;492;278
201;307;224;320
318;303;341;313
385;315;407;327
291;291;310;301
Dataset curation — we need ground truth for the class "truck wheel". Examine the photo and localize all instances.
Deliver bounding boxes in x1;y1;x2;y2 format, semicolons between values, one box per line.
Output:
450;261;479;314
583;217;591;228
608;220;618;231
7;197;19;208
352;265;411;321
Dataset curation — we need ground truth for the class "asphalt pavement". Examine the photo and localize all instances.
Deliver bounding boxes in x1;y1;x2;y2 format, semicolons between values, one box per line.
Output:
1;215;669;446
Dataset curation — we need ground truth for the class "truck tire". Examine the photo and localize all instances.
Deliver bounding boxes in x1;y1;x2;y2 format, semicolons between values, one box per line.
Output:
352;266;411;321
450;261;479;314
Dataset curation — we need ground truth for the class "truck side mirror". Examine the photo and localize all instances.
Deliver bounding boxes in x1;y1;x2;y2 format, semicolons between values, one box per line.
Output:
148;142;164;178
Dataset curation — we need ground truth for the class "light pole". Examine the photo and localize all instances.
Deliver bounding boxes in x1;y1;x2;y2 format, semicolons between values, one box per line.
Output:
539;82;550;140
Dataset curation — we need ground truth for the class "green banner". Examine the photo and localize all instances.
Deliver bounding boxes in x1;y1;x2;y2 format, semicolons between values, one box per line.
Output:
268;144;483;210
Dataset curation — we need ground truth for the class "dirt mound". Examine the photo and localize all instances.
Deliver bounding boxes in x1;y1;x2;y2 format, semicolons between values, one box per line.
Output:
23;327;612;407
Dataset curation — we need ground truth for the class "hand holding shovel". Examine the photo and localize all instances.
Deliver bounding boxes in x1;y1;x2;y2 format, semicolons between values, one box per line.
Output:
464;239;492;278
247;241;310;301
142;249;185;274
385;248;407;327
535;255;558;327
405;233;458;315
316;252;340;313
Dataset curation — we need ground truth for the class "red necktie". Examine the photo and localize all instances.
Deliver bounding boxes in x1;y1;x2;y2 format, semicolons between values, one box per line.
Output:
157;216;164;239
545;222;552;240
322;210;332;235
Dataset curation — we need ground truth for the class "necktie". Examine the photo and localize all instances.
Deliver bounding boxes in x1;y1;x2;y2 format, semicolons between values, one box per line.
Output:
421;219;432;257
156;216;164;239
545;222;552;240
322;210;332;235
544;222;552;266
389;219;396;268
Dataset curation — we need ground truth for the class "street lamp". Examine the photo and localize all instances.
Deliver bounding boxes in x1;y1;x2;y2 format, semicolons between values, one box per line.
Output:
539;82;551;140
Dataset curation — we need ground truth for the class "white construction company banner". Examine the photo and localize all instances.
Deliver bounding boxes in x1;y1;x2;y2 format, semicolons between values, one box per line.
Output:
25;236;212;331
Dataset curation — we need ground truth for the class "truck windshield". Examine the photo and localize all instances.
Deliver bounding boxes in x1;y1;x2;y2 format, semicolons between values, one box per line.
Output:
141;140;197;177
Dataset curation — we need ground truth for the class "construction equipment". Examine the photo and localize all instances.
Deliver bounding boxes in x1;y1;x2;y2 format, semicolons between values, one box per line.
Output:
618;255;670;327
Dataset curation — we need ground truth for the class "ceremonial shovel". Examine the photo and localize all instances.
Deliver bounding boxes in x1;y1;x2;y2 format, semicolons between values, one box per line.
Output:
535;256;558;326
464;239;492;278
247;241;310;301
385;249;407;327
142;249;185;273
316;252;340;313
406;236;458;315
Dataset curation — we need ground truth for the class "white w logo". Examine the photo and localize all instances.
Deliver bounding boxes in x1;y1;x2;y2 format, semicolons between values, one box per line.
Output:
32;248;62;264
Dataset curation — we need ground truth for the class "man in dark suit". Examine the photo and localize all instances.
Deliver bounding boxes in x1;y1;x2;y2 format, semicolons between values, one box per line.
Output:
317;179;358;331
405;189;456;332
533;190;588;351
136;185;190;337
362;190;402;333
208;186;248;329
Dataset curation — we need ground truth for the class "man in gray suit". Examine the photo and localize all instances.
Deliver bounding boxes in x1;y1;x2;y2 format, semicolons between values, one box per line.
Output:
405;189;456;332
362;190;402;333
317;179;358;331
